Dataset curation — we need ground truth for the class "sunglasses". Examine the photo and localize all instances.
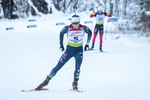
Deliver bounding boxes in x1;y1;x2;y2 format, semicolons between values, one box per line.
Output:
72;22;79;25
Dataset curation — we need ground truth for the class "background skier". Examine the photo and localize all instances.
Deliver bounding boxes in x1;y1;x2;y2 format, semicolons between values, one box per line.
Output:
90;8;111;52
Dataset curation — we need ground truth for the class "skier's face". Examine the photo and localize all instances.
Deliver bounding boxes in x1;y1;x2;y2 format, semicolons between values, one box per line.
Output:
98;12;102;14
98;10;102;14
72;22;79;29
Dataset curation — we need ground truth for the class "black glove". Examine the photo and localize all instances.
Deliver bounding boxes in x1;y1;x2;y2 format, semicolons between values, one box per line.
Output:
84;45;89;51
59;44;65;52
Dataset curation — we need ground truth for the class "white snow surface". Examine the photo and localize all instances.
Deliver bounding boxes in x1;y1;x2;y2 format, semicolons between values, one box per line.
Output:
0;13;150;100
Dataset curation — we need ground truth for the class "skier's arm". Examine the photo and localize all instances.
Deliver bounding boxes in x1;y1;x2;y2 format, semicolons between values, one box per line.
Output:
60;26;68;45
84;25;92;51
104;12;112;17
59;26;68;51
90;12;96;18
84;26;92;45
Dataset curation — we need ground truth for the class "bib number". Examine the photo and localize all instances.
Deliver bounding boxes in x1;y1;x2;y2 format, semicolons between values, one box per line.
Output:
98;17;103;22
74;37;78;43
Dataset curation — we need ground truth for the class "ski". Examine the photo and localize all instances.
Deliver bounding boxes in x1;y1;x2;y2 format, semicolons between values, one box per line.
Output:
100;51;108;53
69;89;83;93
21;88;48;92
88;49;98;51
88;49;108;53
89;49;97;51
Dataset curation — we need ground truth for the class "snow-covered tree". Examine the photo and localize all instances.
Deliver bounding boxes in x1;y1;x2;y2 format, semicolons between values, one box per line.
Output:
0;0;4;18
13;0;30;18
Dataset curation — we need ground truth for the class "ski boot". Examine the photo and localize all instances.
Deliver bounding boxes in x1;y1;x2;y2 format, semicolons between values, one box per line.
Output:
35;75;51;90
100;45;103;52
72;80;78;90
90;43;94;50
100;49;103;52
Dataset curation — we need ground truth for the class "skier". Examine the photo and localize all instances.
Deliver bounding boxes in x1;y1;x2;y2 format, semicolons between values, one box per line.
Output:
35;15;92;91
90;9;111;52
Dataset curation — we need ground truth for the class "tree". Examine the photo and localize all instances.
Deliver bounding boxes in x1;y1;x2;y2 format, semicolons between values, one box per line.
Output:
1;0;14;19
0;0;4;18
109;0;113;15
114;0;119;17
140;0;150;32
104;0;106;12
123;0;127;18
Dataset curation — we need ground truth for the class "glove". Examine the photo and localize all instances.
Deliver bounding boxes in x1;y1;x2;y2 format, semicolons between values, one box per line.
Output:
106;13;110;16
106;13;111;17
92;12;95;15
59;44;64;52
84;45;89;51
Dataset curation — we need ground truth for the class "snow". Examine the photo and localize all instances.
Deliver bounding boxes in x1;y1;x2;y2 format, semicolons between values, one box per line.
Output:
0;13;150;100
145;11;150;16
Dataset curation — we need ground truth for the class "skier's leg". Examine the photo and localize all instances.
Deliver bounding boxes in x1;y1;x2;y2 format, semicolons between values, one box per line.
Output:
49;45;74;78
49;52;72;78
90;26;98;50
35;75;51;90
74;52;83;80
99;25;104;51
100;33;103;49
36;46;73;90
92;28;98;45
72;50;83;90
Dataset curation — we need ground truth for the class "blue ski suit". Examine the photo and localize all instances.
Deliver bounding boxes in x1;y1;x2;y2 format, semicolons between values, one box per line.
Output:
48;24;92;81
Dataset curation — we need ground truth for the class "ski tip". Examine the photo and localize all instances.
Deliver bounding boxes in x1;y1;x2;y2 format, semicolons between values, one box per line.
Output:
44;88;49;90
21;89;35;92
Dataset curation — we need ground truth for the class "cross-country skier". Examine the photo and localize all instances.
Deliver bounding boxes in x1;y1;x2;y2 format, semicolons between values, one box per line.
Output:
35;15;92;91
90;8;111;52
